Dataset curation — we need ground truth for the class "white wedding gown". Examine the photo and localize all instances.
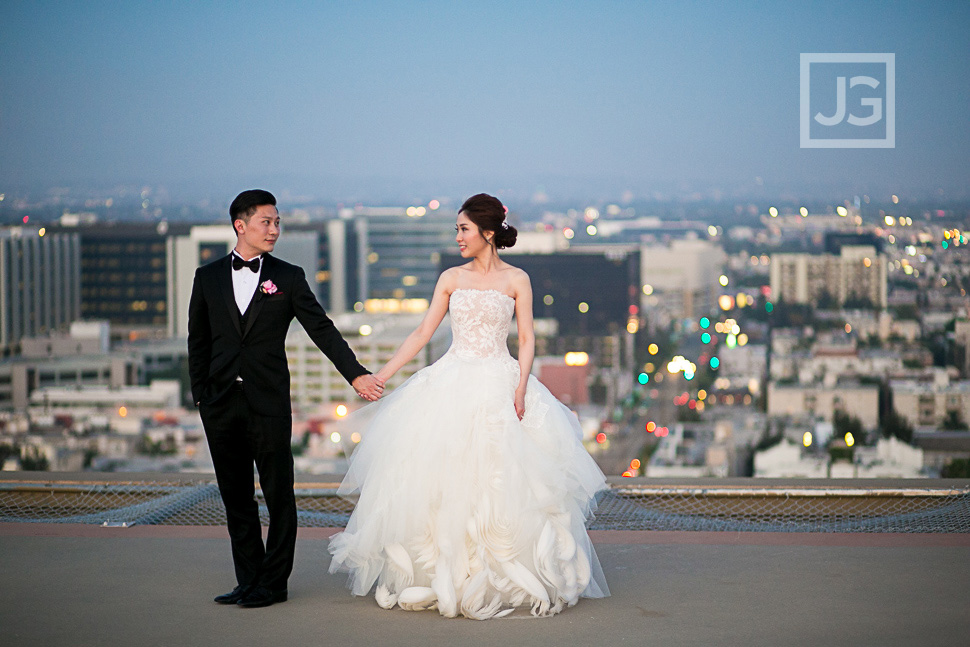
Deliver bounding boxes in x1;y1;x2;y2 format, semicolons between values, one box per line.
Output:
328;288;610;619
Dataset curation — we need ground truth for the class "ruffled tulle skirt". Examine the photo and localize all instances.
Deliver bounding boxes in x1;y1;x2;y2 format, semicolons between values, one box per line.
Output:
328;350;610;619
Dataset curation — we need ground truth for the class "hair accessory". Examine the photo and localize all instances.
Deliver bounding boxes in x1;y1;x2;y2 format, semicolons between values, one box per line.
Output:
501;221;510;229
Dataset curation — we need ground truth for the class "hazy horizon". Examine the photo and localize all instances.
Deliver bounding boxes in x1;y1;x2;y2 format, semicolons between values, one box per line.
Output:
2;1;969;204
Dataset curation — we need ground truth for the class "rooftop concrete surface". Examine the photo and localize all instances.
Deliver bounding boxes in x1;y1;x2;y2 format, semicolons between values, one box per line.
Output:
1;523;968;647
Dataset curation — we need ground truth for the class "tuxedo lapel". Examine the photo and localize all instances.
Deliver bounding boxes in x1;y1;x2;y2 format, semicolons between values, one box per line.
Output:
217;255;243;338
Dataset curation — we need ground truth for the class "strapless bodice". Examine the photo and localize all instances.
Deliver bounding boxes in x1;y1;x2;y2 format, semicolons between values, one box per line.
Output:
447;288;515;360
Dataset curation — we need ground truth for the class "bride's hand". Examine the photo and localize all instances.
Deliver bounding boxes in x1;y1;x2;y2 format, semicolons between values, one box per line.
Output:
514;389;526;421
374;368;391;385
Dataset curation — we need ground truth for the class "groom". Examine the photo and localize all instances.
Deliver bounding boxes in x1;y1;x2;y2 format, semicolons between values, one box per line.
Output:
188;189;383;608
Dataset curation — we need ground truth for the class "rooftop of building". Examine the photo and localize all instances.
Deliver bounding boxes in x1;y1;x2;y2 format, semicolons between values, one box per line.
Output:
1;472;969;646
914;432;970;452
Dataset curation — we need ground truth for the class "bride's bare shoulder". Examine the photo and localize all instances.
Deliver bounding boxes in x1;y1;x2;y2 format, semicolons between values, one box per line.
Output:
503;264;531;284
437;265;467;290
443;264;475;279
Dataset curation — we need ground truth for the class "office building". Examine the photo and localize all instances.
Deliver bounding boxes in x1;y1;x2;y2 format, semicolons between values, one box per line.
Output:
0;227;80;356
0;322;144;410
167;225;319;339
343;207;455;304
74;223;185;336
770;246;888;308
638;236;726;321
440;246;641;336
285;312;449;413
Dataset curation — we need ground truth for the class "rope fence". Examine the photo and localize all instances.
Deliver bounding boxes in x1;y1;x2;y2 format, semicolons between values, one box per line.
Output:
1;478;969;533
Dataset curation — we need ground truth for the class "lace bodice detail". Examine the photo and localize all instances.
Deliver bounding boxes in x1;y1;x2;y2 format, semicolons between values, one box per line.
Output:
448;289;515;360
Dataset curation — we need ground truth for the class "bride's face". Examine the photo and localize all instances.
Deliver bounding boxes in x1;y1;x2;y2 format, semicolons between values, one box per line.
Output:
455;212;492;258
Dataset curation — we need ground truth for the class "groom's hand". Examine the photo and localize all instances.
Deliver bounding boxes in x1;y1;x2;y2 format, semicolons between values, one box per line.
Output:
352;374;385;401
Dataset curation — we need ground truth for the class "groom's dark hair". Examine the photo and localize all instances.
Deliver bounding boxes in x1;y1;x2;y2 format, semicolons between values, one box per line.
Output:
230;189;277;225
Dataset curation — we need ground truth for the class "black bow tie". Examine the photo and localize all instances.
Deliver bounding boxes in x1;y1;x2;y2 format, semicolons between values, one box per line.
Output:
232;255;260;273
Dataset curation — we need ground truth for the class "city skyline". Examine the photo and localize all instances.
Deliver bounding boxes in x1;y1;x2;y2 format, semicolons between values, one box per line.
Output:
1;1;969;203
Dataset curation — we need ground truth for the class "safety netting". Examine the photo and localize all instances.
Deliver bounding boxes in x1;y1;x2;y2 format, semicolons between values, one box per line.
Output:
1;479;968;533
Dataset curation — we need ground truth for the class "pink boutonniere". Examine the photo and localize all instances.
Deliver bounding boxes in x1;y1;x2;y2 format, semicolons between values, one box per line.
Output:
260;280;280;295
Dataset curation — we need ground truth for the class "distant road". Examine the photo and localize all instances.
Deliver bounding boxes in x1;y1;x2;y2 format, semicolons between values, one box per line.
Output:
594;370;682;476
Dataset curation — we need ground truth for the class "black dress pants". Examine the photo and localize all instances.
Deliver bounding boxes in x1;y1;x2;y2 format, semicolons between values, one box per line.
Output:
200;384;296;592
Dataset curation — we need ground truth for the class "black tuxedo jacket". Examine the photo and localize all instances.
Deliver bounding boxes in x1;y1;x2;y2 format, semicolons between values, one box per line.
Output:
187;253;367;417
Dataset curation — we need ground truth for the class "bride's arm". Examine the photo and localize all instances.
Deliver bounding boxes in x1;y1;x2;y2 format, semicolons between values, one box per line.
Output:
374;270;455;384
512;271;535;420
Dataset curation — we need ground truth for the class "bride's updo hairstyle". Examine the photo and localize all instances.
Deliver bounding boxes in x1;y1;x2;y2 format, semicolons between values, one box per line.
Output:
459;193;517;250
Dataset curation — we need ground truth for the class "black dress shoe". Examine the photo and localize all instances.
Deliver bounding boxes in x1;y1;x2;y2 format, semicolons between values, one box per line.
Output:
236;586;288;608
214;584;253;604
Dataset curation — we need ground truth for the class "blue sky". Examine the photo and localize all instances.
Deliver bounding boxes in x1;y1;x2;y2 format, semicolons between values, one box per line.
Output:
1;1;968;202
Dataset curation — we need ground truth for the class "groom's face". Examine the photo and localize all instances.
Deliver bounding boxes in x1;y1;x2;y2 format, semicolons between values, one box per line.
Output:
235;204;280;256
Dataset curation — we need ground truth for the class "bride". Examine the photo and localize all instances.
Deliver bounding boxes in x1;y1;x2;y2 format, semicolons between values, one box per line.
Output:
328;193;610;619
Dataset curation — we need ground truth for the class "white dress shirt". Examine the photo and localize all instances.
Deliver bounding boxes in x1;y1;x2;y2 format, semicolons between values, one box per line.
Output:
231;252;263;315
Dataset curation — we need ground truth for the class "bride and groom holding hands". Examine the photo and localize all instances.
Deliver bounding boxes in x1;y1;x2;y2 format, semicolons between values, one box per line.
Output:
188;189;609;618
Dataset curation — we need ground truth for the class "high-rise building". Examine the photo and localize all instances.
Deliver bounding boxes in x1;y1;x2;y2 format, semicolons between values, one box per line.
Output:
38;218;329;343
440;246;641;336
167;225;319;339
638;237;726;322
762;208;862;246
285;312;449;413
770;245;888;308
0;227;80;356
288;218;361;315
342;207;455;304
72;223;188;337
